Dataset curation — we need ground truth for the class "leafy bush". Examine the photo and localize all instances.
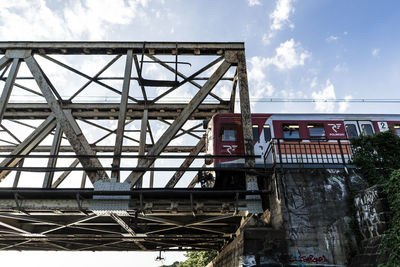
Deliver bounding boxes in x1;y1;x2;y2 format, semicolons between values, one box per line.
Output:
380;170;400;266
178;251;217;267
351;130;400;185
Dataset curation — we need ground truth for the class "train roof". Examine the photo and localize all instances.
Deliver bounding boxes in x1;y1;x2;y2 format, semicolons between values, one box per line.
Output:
211;113;400;121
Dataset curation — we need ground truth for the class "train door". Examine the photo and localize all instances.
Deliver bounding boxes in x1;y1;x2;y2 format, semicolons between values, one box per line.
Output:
256;123;272;164
344;121;375;138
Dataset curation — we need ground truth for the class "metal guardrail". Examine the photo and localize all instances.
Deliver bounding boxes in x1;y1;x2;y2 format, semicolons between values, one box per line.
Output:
263;139;352;168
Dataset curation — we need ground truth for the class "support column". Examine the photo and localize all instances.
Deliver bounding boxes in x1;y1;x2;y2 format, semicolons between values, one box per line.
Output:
0;58;20;124
111;50;133;181
236;51;263;213
137;109;148;188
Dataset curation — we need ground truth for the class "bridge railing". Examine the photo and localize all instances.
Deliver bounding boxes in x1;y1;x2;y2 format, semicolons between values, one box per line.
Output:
263;138;353;168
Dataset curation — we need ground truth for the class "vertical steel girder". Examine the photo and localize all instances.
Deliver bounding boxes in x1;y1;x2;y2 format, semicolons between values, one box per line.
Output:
237;51;262;213
111;50;133;181
25;54;109;184
124;59;232;187
136;109;149;188
0;58;20;124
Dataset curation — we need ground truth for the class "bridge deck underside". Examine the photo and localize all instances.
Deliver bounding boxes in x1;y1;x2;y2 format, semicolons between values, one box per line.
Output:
0;189;247;251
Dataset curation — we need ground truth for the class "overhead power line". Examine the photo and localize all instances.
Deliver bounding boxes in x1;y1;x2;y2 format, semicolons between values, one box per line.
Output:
10;95;400;103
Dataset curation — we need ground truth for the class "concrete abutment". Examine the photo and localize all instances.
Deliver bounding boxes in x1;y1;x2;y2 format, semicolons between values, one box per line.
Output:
209;168;368;266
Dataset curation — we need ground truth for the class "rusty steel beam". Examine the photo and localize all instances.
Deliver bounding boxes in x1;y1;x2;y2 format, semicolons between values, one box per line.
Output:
0;145;197;153
2;103;229;120
0;42;244;55
111;50;133;180
237;51;262;213
25;54;109;184
136;109;148;188
0;58;20;124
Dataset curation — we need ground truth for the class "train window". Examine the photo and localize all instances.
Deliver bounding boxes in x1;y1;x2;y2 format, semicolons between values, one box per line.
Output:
263;125;271;142
394;125;400;136
345;124;358;138
282;124;300;139
361;124;374;135
221;125;237;141
252;125;260;142
308;124;326;138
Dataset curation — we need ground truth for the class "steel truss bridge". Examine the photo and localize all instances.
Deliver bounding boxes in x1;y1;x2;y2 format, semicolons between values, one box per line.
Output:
0;42;266;252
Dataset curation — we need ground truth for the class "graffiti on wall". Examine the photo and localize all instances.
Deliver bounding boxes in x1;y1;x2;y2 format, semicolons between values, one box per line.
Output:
290;251;329;266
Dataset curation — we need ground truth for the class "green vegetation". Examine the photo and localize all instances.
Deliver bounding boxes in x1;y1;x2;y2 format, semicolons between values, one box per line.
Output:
350;131;400;266
381;170;400;265
159;251;218;267
351;130;400;184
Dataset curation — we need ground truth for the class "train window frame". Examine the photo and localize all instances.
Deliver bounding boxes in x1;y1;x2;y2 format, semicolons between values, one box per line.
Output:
361;124;374;136
252;125;260;142
307;124;326;139
345;124;358;138
220;124;237;142
263;125;271;142
282;124;300;139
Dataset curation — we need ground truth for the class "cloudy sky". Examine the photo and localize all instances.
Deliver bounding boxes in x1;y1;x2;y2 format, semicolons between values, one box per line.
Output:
1;0;400;266
2;0;400;115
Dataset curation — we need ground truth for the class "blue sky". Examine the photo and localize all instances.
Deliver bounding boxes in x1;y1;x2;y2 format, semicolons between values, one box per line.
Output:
1;0;400;115
0;0;400;266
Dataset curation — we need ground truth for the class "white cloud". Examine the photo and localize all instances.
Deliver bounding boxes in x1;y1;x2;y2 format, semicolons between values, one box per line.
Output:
326;35;339;42
0;0;152;40
372;48;380;57
247;57;275;109
263;0;294;43
311;80;336;112
270;0;294;30
64;0;151;40
268;39;310;70
250;39;310;71
247;39;309;106
338;95;352;113
247;0;261;6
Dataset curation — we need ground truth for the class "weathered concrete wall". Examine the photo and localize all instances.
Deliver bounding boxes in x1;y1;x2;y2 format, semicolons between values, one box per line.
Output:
268;168;365;266
350;185;390;266
207;225;286;267
209;168;368;267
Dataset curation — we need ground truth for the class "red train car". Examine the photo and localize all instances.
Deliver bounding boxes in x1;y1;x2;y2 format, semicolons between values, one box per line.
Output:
201;113;400;189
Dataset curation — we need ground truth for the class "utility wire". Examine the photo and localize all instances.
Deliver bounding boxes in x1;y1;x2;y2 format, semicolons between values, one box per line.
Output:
9;95;400;103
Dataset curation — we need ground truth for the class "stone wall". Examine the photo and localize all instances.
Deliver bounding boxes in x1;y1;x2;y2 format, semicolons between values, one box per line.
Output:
350;185;391;266
268;168;366;266
354;185;390;240
209;168;368;267
207;226;286;267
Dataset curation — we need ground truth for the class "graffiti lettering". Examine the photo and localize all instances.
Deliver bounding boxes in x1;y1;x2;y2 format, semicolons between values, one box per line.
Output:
290;252;329;265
